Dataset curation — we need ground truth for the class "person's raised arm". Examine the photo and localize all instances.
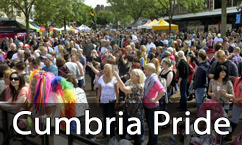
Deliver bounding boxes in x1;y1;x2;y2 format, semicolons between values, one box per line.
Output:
87;61;101;76
113;71;132;94
121;54;127;65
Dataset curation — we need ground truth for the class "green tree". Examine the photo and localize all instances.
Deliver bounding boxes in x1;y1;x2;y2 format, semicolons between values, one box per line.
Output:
0;0;37;41
34;0;96;30
157;0;206;33
96;11;112;26
34;0;76;30
108;0;153;21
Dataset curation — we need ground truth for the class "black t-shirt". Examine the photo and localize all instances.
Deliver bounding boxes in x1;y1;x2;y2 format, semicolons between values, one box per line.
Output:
148;53;155;61
154;41;164;47
7;51;17;59
119;59;129;76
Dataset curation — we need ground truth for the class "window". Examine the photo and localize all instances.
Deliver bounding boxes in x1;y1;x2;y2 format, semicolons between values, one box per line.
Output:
179;6;186;14
234;0;242;6
204;0;210;9
214;0;221;9
227;0;232;7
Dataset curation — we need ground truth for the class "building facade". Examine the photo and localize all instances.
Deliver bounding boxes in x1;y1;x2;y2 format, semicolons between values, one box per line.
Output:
162;0;242;32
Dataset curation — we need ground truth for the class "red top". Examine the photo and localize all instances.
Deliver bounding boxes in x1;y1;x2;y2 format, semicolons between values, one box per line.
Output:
233;77;242;107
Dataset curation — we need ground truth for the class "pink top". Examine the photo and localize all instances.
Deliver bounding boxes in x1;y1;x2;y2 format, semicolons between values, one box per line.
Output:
207;39;213;46
12;86;28;104
170;54;176;69
143;80;166;108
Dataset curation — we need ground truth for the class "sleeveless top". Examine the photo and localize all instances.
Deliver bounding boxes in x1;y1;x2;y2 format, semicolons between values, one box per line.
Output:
159;69;171;80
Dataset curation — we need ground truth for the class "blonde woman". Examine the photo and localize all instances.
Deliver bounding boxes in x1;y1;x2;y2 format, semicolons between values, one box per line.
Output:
140;45;147;66
65;41;71;53
113;69;145;145
177;50;189;111
126;45;132;54
151;58;161;75
55;45;64;58
97;64;119;139
143;63;166;145
71;48;78;56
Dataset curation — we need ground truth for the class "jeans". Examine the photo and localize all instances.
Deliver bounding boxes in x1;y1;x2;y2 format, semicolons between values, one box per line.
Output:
159;97;167;112
125;111;145;142
140;111;145;142
180;77;188;110
144;106;159;145
232;105;242;124
101;103;116;137
195;88;206;115
78;79;84;88
123;113;142;145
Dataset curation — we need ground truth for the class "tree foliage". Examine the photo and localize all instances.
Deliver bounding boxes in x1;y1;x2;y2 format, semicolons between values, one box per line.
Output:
33;0;96;29
107;0;205;31
0;0;37;41
107;0;154;21
156;0;206;32
96;11;112;26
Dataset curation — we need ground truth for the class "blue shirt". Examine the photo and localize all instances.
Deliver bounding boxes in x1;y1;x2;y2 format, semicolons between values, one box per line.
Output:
42;64;58;76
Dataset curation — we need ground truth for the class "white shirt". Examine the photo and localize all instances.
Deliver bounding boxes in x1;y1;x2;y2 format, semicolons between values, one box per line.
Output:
11;53;18;60
132;35;138;43
214;37;223;45
75;87;89;117
161;40;168;46
98;76;117;103
100;46;107;54
146;42;156;53
54;46;62;58
48;47;54;53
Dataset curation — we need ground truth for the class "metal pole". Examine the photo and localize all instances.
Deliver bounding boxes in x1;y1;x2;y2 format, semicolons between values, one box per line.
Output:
2;110;9;145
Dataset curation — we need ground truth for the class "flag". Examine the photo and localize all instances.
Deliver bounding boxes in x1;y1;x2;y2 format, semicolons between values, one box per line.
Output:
49;26;53;35
39;26;45;35
236;14;241;24
89;11;94;16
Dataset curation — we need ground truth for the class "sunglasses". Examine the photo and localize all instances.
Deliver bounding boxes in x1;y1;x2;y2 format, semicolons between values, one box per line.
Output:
10;77;19;81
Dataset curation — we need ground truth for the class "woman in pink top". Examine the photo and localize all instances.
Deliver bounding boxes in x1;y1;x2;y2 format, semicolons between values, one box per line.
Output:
207;35;213;47
143;63;166;145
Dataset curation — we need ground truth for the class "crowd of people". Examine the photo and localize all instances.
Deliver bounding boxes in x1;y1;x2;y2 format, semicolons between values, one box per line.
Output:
0;30;242;145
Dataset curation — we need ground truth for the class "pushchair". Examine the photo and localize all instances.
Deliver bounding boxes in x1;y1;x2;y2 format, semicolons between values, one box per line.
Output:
190;99;228;145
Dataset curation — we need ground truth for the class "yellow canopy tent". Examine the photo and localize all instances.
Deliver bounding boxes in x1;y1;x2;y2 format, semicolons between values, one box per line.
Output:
143;19;157;29
152;19;178;32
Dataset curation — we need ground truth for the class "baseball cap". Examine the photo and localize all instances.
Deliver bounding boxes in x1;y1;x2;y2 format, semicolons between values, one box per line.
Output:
42;54;53;61
217;33;221;37
23;44;30;48
206;48;215;54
